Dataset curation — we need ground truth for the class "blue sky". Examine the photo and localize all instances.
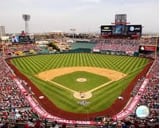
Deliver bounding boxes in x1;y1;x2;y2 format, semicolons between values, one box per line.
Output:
0;0;159;33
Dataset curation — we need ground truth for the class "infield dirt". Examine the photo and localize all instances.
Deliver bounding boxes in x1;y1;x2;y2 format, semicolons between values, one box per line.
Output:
36;67;126;99
36;67;126;81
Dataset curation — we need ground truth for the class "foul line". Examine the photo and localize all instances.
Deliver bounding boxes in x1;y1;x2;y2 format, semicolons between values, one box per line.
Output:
48;80;114;94
89;81;113;93
48;80;76;93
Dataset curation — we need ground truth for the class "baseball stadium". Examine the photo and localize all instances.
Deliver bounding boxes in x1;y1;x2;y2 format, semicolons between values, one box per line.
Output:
0;14;159;127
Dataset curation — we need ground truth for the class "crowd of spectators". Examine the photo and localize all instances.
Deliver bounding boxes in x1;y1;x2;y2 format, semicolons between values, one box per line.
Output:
0;57;45;127
140;37;158;45
0;41;159;127
93;39;140;53
100;57;159;128
2;43;39;57
130;57;159;127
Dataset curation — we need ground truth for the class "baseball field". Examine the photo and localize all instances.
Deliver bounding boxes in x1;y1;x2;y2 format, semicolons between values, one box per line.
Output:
10;53;150;119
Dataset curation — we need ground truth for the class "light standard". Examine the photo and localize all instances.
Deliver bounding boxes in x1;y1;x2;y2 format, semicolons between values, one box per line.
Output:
70;28;76;39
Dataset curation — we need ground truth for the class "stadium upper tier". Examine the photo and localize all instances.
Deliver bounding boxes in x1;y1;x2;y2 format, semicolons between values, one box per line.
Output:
93;39;140;53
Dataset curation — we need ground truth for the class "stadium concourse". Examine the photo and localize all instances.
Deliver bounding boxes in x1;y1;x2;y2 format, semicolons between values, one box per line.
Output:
0;39;159;128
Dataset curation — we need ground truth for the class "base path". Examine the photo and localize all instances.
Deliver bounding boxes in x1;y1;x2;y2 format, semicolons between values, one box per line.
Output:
7;57;152;121
36;67;126;81
36;67;126;100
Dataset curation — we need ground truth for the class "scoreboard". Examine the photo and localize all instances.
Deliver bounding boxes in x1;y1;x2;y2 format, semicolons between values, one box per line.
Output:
112;25;126;35
101;25;142;38
12;35;35;43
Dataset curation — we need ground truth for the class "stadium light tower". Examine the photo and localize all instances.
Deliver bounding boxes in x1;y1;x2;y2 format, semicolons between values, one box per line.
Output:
22;14;31;34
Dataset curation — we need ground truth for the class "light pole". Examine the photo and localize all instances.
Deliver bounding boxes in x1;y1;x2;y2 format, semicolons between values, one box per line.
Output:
22;14;31;34
70;28;76;39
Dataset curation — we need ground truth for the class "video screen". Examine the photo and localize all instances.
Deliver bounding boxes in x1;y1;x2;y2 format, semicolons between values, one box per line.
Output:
112;25;125;35
11;36;19;43
12;36;34;43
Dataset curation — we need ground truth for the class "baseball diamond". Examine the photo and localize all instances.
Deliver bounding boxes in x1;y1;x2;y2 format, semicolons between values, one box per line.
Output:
36;67;126;99
0;5;158;127
9;53;150;120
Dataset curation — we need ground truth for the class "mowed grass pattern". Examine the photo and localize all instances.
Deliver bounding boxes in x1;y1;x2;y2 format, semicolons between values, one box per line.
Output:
11;53;149;113
53;71;110;91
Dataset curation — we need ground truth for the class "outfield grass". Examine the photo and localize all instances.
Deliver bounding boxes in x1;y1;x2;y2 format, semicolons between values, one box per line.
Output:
11;53;149;113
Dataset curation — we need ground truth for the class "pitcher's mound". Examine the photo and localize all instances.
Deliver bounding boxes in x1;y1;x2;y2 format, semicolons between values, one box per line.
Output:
73;92;92;100
76;78;87;82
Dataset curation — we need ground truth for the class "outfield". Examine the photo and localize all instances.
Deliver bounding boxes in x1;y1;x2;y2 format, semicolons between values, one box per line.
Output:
11;53;149;114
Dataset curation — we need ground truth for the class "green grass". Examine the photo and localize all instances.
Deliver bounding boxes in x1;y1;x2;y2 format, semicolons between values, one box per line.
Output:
11;53;149;113
53;71;110;91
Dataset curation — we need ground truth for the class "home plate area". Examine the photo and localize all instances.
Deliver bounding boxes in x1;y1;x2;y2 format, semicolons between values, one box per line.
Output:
73;91;92;100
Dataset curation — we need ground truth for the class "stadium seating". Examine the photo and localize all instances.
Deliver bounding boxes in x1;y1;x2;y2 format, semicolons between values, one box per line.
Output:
93;39;140;54
0;42;158;127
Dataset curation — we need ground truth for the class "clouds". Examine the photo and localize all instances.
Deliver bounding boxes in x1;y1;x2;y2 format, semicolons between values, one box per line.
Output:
0;0;158;33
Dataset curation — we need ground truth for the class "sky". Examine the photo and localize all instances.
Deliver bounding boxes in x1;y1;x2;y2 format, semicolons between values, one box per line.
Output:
0;0;159;34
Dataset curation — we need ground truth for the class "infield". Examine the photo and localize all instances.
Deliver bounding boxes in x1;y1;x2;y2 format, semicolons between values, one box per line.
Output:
36;67;126;81
10;53;149;114
36;67;126;99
